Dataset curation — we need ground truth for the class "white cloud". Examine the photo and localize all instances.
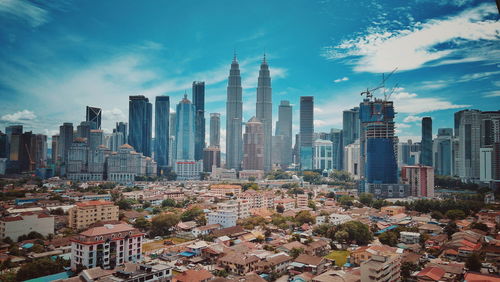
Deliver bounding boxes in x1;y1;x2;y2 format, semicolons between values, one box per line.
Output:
391;88;469;114
485;90;500;98
333;77;349;83
322;3;500;72
1;110;36;123
403;115;422;123
0;0;49;27
103;108;126;122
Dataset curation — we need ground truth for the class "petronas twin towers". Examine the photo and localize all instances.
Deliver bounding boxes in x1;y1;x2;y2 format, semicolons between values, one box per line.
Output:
226;54;273;171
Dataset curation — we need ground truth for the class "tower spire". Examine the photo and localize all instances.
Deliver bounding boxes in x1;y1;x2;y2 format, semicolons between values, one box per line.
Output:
233;48;237;62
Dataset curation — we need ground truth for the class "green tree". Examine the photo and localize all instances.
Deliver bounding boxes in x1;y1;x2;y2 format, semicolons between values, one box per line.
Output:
290;247;304;259
162;198;176;207
430;210;444;220
444;222;458;239
470;222;488;232
401;262;420;280
445;209;466;220
328;221;373;245
334;230;349;244
16;257;69;281
116;199;135;210
295;210;316;225
151;213;180;236
358;193;374;206
133;217;151;230
181;206;203;222
276;204;285;213
465;252;482;272
302;171;321;184
378;231;399;247
308;200;317;211
338;195;354;207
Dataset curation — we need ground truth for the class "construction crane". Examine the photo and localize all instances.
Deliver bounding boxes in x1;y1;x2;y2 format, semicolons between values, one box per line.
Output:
25;143;35;171
360;67;398;101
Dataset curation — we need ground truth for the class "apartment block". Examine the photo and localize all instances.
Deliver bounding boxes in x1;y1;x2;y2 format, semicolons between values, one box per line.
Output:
68;200;119;230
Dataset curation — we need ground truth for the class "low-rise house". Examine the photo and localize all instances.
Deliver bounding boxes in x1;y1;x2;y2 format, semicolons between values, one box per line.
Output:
463;272;500;282
218;253;261;275
291;254;329;275
483;245;500;264
381;206;406;216
305;240;331;257
415;266;445;282
360;253;401;282
173;269;213;282
0;212;54;241
400;231;420;245
311;269;361;282
277;241;307;254
329;214;352;225
418;224;443;235
424;234;448;250
274;198;295;211
350;245;397;265
191;224;222;238
255;253;292;275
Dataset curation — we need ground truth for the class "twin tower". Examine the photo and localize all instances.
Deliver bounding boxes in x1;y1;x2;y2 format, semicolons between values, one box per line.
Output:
226;55;273;171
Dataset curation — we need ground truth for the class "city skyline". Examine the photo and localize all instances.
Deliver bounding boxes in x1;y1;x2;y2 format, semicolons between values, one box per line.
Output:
0;0;499;151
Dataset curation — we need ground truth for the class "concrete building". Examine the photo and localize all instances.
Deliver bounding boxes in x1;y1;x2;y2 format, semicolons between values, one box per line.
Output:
400;231;420;244
203;146;221;172
480;147;493;182
207;210;237;228
192;81;206;161
239;169;265;180
300;96;314;170
313;139;333;171
421;117;433;166
107;144;157;183
401;165;435;198
128;95;152;157
59;122;74;165
209;113;221;147
68;200;119;230
275;100;293;168
256;55;273;172
360;253;401;282
274;198;295;211
70;223;144;270
296;194;308;209
433;128;456;176
173;160;203;180
226;55;243;170
343;107;360;147
243;117;264;171
154;96;170;174
344;139;360;180
0;213;54;241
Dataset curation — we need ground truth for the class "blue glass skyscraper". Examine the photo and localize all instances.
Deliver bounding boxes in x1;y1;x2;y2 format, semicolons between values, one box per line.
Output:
155;96;170;174
421;117;433;166
192;81;205;161
175;95;196;161
128;95;152;156
300;96;314;170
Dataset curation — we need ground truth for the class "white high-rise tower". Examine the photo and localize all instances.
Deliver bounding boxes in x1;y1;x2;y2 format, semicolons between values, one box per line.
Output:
226;55;243;170
256;55;272;171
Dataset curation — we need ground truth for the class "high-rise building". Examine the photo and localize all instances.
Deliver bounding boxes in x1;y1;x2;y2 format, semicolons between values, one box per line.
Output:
359;98;398;195
343;107;360;147
192;81;205;161
76;121;92;141
155;96;170;174
256;55;272;171
243;117;264;171
433;128;455;176
300;96;314;170
203;146;221;172
313;139;333;171
0;131;6;159
128;95;152;156
107;144;156;183
401;165;435;198
5;125;22;162
51;135;59;164
86;106;102;129
210;113;221;147
175;95;196;161
59;123;74;165
329;128;343;170
226;55;243;170
275;100;293;168
455;109;481;181
33;134;47;169
344;139;360;180
421;117;433;166
115;122;127;142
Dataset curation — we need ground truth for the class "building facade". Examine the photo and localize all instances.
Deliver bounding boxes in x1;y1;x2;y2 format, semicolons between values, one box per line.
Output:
421;117;433;166
313;139;333;171
256;56;273;171
128;95;152;157
0;213;54;241
275;100;293;168
300;96;314;170
210;113;221;147
243;117;264;171
154;96;170;174
68;200;119;230
226;55;243;170
192;81;205;161
401;165;435;198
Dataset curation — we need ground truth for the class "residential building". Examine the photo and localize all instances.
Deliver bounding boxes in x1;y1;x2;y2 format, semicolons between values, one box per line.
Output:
218;253;260;275
360;253;401;282
207;210;237;228
401;165;435;198
70;223;144;270
274;198;295;211
68;200;119;230
0;213;54;241
173;160;203;180
296;194;308;209
329;214;352;225
300;96;314;170
192;81;205;161
128;95;152;157
243;117;264;171
433;128;456;176
210;184;242;196
381;206;406;216
400;231;420;244
226;55;243;170
344;139;360;180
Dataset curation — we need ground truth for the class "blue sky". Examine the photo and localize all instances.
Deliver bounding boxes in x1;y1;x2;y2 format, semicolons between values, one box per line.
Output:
0;0;499;151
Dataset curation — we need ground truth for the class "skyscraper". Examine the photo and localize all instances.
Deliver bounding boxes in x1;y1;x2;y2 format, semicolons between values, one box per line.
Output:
168;113;177;166
226;55;243;170
275;100;293;167
210;113;221;147
86;106;102;129
329;128;343;170
455;109;481;180
343;107;360;147
359;98;397;190
51;134;59;164
155;96;170;174
59;123;74;164
433;128;455;176
256;55;272;171
175;95;196;161
421;117;433;166
128;95;152;156
300;96;314;170
76;121;92;141
192;81;205;161
116;122;127;142
243;117;264;171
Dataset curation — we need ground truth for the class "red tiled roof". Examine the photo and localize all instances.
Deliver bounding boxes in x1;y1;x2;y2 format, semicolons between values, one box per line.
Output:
1;216;23;222
173;269;213;282
416;267;445;281
79;223;136;236
75;200;114;207
464;272;500;282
